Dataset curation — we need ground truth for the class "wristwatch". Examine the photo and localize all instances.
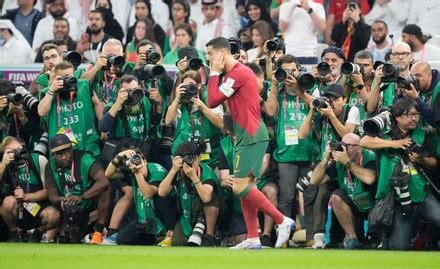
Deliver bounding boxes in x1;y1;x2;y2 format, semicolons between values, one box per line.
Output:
307;8;314;14
345;160;352;169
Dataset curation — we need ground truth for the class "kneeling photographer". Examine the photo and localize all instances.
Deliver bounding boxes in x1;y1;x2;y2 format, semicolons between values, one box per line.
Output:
165;70;224;169
45;134;111;244
158;141;221;246
105;148;177;246
0;137;60;242
309;134;377;249
361;97;440;250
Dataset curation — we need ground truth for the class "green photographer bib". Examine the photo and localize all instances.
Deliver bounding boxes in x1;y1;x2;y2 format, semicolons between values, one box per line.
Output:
17;153;43;192
131;162;168;235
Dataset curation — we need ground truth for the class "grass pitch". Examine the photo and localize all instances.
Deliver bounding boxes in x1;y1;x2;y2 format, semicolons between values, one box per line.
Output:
0;243;439;269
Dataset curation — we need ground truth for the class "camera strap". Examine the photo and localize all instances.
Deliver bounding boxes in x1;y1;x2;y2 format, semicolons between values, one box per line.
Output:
189;109;205;140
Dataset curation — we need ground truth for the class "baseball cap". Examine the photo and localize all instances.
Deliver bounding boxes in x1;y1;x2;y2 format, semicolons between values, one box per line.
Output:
323;84;345;98
49;134;72;152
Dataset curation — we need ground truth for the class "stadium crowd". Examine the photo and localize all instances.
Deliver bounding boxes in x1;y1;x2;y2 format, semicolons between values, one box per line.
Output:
0;0;439;251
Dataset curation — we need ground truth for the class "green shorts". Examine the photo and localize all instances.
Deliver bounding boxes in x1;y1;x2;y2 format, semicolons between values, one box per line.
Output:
233;141;269;179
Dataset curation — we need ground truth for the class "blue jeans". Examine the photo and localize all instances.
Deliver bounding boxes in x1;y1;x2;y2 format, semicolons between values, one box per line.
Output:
387;192;440;250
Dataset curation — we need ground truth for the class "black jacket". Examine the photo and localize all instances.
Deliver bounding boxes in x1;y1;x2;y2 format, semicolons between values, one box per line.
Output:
331;20;371;62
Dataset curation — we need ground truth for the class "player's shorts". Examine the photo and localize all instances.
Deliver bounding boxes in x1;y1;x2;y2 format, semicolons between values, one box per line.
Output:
233;141;269;179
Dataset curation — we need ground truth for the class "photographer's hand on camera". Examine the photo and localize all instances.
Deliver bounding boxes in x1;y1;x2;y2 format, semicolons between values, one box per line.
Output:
350;72;364;92
190;97;207;112
174;84;186;104
183;162;198;183
0;96;7;112
318;101;335;118
1;149;14;167
374;65;384;84
177;57;189;73
331;145;350;165
136;51;147;68
171;156;184;173
149;88;163;105
115;88;129;107
49;76;64;94
402;84;418;99
94;54;108;71
64;194;83;205
392;138;413;150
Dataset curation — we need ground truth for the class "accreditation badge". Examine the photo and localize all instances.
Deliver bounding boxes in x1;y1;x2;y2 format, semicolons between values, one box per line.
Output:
285;125;299;146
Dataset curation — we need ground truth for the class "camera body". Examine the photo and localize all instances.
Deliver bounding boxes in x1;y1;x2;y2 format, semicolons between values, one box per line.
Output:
382;64;400;83
188;58;203;71
405;142;428;158
181;83;198;102
59;75;77;96
126;88;144;104
12;148;27;161
146;48;161;64
137;64;166;80
227;37;241;55
312;96;330;109
329;140;345;151
63;51;83;69
267;37;283;52
396;75;419;90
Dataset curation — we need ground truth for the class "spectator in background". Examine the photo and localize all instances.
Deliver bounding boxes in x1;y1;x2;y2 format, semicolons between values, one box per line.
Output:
125;17;157;62
52;18;77;52
91;0;132;38
242;0;278;35
194;0;234;52
1;0;43;46
129;0;169;37
278;0;326;65
166;0;196;51
163;23;205;65
0;19;35;64
77;9;113;63
325;0;371;46
32;0;80;52
95;0;124;42
364;0;410;40
331;1;371;62
407;0;440;45
126;0;166;52
366;20;391;63
401;24;440;62
247;20;274;63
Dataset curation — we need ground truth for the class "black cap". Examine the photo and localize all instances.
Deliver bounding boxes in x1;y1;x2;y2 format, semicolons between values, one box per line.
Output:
323;84;345;98
49;134;72;152
201;0;221;6
321;47;346;61
178;45;199;60
402;24;424;42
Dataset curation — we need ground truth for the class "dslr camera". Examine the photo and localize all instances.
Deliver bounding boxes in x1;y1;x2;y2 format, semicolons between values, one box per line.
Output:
329;140;345;151
6;93;23;106
58;75;77;96
312;96;330;109
381;63;400;83
404;142;428;158
102;54;125;70
317;62;331;77
341;62;364;75
362;110;391;137
181;83;198;102
266;37;283;52
275;69;315;91
227;36;241;55
396;75;419;90
157;124;175;155
126;88;144;104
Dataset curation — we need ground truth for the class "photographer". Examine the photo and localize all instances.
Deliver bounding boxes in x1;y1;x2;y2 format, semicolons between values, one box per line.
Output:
104;148;177;246
261;38;286;81
34;44;64;93
312;47;347;94
37;61;103;158
80;39;127;104
0;136;60;242
361;97;440;250
45;134;112;244
99;74;160;160
367;42;414;113
165;70;224;168
310;134;376;249
265;55;317;241
0;80;40;150
158;141;220;246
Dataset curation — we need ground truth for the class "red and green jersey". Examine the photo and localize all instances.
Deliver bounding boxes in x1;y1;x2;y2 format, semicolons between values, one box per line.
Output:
207;63;268;146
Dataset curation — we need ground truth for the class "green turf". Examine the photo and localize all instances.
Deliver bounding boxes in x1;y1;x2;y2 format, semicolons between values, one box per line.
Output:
0;243;438;269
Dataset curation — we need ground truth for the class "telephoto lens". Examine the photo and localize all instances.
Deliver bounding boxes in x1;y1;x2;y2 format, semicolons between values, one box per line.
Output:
297;72;315;91
6;93;23;106
341;62;363;75
187;218;206;246
104;55;125;70
147;48;161;64
362;111;391;137
158;124;175;155
227;37;241;55
127;88;144;103
266;37;280;51
140;64;166;79
129;154;142;166
274;69;289;82
188;58;203;71
63;51;83;68
296;171;313;192
312;97;329;109
317;62;331;76
34;132;49;157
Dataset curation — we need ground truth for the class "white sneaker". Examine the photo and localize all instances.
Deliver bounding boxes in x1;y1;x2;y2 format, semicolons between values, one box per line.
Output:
229;238;262;250
275;217;295;248
312;233;326;249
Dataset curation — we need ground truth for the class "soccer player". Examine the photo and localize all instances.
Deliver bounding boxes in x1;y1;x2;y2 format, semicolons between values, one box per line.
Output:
206;37;295;249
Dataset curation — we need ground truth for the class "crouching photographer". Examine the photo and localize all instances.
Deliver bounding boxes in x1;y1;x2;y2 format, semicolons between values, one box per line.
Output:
45;134;111;244
158;141;221;246
361;97;440;250
309;134;377;249
0;137;60;242
105;148;177;246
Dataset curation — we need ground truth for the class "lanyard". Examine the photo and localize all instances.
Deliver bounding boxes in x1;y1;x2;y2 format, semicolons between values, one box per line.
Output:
5;113;20;138
62;161;76;195
103;72;116;101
